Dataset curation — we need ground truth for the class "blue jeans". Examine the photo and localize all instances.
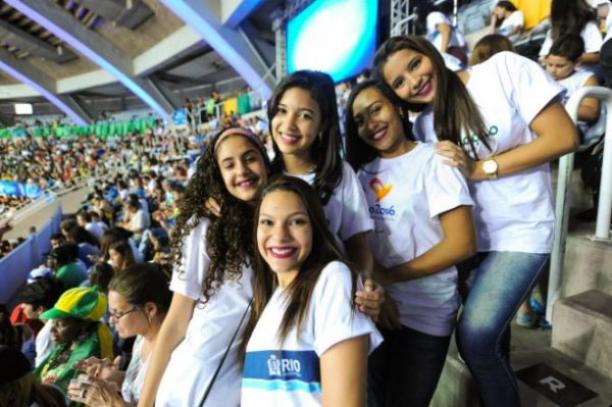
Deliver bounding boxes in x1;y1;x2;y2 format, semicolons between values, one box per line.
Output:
368;325;451;407
456;251;549;407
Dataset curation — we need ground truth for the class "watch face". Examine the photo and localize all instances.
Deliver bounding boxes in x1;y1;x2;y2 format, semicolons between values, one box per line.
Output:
484;160;498;174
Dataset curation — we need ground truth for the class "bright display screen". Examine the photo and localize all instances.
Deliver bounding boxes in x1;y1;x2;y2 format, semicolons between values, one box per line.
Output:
286;0;378;82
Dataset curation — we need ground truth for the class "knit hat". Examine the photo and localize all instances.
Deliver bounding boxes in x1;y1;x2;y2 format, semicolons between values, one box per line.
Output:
41;287;107;321
0;346;31;385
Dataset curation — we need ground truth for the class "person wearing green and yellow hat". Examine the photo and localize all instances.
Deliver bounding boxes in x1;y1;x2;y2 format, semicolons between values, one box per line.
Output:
34;287;113;396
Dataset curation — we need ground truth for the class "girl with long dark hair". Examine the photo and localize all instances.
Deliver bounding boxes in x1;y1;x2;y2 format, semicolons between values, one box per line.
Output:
267;70;375;277
346;79;476;406
373;36;578;406
539;0;602;65
241;176;381;406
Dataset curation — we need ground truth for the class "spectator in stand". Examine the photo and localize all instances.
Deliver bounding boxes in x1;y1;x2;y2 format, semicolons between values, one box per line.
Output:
16;278;64;367
539;0;602;67
422;5;467;68
47;244;88;290
490;1;524;43
470;34;515;66
108;240;136;273
62;224;101;269
546;34;601;124
67;264;171;406
77;211;104;241
35;287;113;395
119;199;148;244
50;233;66;250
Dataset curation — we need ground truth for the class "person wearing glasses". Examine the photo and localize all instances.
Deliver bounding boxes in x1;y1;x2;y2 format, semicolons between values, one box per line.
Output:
67;264;171;406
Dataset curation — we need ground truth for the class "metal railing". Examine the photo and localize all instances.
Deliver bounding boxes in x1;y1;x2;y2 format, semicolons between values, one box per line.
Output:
546;86;612;321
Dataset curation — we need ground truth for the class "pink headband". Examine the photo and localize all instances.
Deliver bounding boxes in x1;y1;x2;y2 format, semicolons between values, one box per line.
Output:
213;127;266;154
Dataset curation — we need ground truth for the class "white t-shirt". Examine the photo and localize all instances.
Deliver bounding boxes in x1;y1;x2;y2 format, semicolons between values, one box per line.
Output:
156;219;253;407
426;11;466;51
291;162;374;246
84;222;103;241
35;321;53;368
558;70;597;104
540;21;603;56
121;335;149;403
241;261;382;407
604;6;612;43
128;209;149;233
358;143;473;336
413;51;562;253
498;10;524;41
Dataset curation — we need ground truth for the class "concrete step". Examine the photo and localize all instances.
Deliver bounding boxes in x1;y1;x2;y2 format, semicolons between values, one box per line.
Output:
561;230;612;298
552;290;612;378
431;348;612;407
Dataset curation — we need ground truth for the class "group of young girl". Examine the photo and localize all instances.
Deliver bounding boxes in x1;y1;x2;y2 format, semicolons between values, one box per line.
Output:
133;34;578;407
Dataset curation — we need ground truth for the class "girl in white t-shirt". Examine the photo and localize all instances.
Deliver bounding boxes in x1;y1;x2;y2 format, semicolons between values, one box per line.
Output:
241;176;382;407
138;127;271;407
490;1;524;43
539;0;603;66
373;36;578;406
266;70;375;277
138;128;382;407
345;80;476;406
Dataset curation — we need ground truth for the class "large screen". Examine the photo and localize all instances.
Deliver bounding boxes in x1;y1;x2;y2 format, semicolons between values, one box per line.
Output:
286;0;378;83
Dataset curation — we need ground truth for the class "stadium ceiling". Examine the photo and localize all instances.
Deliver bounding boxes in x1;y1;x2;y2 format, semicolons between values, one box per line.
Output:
0;0;280;124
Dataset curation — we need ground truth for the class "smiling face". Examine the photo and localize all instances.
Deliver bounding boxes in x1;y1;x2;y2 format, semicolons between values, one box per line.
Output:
215;135;268;203
382;48;437;105
271;87;322;162
351;86;410;158
257;189;313;287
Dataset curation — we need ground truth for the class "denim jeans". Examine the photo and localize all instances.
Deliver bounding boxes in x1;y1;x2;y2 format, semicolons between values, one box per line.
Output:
456;251;549;407
368;325;451;407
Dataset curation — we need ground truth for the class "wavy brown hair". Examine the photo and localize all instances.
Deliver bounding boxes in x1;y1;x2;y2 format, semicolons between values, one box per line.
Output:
240;176;356;356
171;127;271;303
373;36;490;158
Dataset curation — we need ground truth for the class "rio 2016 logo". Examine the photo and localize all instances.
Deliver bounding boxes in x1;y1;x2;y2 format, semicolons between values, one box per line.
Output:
369;177;392;202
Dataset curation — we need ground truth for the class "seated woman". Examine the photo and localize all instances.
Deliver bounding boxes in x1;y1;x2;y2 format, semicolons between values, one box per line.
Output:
241;176;382;407
35;287;113;395
490;1;524;43
67;263;171;406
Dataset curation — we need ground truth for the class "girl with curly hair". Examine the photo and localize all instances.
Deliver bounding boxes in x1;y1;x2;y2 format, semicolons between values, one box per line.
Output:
138;126;270;407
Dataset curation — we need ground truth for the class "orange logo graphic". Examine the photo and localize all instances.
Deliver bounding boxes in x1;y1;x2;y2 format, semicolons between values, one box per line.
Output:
369;177;392;202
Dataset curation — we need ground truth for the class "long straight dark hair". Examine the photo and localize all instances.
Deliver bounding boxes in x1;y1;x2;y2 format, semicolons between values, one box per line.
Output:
373;36;490;158
241;176;355;355
267;70;343;205
345;79;413;170
550;0;597;43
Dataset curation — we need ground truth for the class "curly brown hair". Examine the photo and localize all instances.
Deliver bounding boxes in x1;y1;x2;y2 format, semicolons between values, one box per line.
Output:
171;127;270;303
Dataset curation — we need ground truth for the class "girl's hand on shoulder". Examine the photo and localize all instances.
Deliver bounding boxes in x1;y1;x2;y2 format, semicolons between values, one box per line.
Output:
355;278;385;321
435;141;475;179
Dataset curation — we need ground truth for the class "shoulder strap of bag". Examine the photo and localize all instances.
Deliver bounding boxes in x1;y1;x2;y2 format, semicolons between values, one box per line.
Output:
198;298;253;407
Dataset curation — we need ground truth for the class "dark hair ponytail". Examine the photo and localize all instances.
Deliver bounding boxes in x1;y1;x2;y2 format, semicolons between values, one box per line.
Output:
373;36;490;158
